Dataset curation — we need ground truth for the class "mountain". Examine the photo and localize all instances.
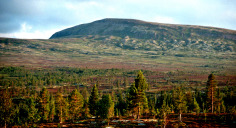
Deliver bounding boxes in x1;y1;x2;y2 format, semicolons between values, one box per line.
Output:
49;18;236;53
0;19;236;74
50;18;236;41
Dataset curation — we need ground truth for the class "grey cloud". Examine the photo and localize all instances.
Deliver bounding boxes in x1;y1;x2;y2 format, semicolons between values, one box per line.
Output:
0;0;82;33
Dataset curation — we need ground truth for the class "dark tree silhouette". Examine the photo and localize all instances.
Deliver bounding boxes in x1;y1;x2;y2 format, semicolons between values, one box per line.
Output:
89;84;99;116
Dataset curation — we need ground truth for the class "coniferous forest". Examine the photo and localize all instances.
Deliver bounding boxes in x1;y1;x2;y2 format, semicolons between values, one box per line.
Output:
0;66;235;127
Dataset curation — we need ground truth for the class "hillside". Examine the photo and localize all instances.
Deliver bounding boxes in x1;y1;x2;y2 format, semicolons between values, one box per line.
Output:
50;18;236;53
0;18;236;74
50;18;236;40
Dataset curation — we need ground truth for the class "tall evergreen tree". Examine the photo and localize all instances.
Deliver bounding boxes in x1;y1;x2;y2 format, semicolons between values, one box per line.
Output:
206;74;217;113
127;70;148;119
27;96;40;125
38;87;50;122
97;94;114;119
88;84;99;116
127;84;139;117
135;70;148;92
55;91;68;123
68;89;84;122
173;87;187;121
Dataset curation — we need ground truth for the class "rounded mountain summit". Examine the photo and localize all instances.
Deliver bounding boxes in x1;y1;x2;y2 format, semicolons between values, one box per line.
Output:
50;18;236;41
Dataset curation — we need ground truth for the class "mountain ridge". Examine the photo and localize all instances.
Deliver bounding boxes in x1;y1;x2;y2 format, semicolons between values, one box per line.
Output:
50;18;236;40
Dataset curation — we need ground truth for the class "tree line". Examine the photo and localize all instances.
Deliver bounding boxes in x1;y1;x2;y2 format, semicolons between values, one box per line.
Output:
0;66;148;88
0;70;235;127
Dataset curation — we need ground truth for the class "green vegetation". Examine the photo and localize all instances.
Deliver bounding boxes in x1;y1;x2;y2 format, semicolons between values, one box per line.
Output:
0;70;235;127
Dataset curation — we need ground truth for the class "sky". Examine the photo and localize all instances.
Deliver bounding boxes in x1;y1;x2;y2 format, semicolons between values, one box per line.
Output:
0;0;235;39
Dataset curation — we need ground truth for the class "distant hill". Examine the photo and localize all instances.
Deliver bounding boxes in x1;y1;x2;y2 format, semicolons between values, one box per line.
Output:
49;18;236;53
50;18;236;41
0;18;236;73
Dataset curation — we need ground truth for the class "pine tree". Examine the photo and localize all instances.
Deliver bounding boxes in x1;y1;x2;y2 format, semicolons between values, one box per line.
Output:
173;87;187;121
127;70;148;119
97;94;114;119
55;91;68;123
206;74;217;113
88;84;99;116
27;96;40;125
127;84;139;117
68;89;84;122
38;87;50;122
135;70;148;92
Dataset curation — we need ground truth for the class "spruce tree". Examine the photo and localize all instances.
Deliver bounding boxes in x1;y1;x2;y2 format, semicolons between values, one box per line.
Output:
88;84;99;116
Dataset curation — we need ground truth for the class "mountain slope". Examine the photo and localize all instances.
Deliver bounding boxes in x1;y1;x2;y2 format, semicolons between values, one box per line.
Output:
0;19;236;74
50;18;236;41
